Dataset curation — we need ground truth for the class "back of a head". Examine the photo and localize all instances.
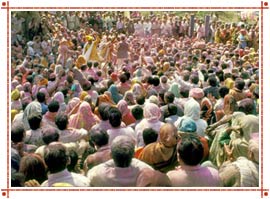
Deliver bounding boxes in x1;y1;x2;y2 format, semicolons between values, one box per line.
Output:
48;100;60;113
19;153;47;184
235;78;245;91
108;107;122;127
219;86;229;98
42;127;60;145
28;113;42;130
98;103;110;121
238;98;255;115
159;123;179;147
55;113;69;130
136;95;145;105
190;74;199;85
167;103;178;116
131;105;144;120
178;117;197;133
89;129;109;147
44;142;68;173
164;91;175;103
11;123;25;143
142;128;158;145
111;135;135;168
177;134;204;166
208;76;218;87
36;92;46;103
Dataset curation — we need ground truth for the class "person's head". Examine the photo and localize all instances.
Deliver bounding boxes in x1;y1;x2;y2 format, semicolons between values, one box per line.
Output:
208;76;218;87
28;113;42;130
136;95;145;105
238;98;255;115
11;123;25;143
142;128;158;145
108;107;122;127
131;105;144;120
167;103;178;116
119;73;127;83
48;100;60;113
89;129;109;148
177;133;204;166
189;88;204;104
44;142;69;173
190;74;199;85
164;91;175;104
178;117;197;133
36;92;46;103
152;76;160;87
98;103;110;121
55;113;69;130
235;78;245;91
111;135;135;168
19;153;47;184
218;86;229;98
66;149;78;173
42;127;59;145
159;123;179;147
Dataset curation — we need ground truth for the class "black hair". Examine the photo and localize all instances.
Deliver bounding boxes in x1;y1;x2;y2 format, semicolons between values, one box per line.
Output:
89;129;109;147
131;105;144;120
142;128;158;145
219;86;230;98
11;123;25;143
48;100;60;113
164;91;175;104
177;134;204;166
36;92;46;103
108;107;122;127
28;113;42;130
136;95;145;105
55;113;69;130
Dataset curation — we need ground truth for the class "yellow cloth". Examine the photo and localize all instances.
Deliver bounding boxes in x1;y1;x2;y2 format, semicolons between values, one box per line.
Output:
11;89;20;101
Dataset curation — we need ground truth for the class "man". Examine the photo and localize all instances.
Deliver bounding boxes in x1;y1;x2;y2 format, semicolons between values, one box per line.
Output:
167;133;222;187
83;33;102;63
107;107;136;145
83;129;111;172
87;135;154;187
41;142;90;187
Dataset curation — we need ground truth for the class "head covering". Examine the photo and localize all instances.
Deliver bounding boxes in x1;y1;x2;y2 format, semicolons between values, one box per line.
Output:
123;91;135;105
38;78;48;86
184;98;201;120
11;109;19;122
65;97;81;116
143;102;161;121
85;35;94;41
189;88;204;99
52;91;66;112
108;84;123;104
11;89;20;101
148;95;159;105
248;133;259;163
22;101;42;131
178;117;197;133
75;55;87;69
168;83;180;98
97;92;115;106
79;91;89;101
223;94;238;115
117;100;130;116
68;101;99;131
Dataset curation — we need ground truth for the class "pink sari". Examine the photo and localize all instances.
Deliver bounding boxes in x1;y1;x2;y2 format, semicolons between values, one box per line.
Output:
68;101;100;131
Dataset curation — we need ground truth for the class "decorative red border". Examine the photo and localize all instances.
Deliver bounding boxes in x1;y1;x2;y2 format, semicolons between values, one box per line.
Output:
1;1;269;198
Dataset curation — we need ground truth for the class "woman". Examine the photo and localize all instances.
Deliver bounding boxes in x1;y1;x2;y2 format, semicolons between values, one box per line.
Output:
123;91;136;106
117;100;136;126
68;101;100;131
135;102;164;148
108;84;123;104
52;91;66;112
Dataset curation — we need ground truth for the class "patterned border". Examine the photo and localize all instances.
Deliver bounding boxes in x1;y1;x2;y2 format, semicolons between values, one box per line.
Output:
1;1;269;198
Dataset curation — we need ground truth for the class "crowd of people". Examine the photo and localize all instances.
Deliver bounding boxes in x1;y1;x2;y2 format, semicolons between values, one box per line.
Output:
10;11;260;187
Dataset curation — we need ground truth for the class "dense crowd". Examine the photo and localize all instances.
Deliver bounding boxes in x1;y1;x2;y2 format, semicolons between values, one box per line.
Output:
10;11;259;187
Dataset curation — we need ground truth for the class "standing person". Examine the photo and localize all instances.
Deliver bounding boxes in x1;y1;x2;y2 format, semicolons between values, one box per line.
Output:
167;133;223;187
116;35;129;71
83;33;102;64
